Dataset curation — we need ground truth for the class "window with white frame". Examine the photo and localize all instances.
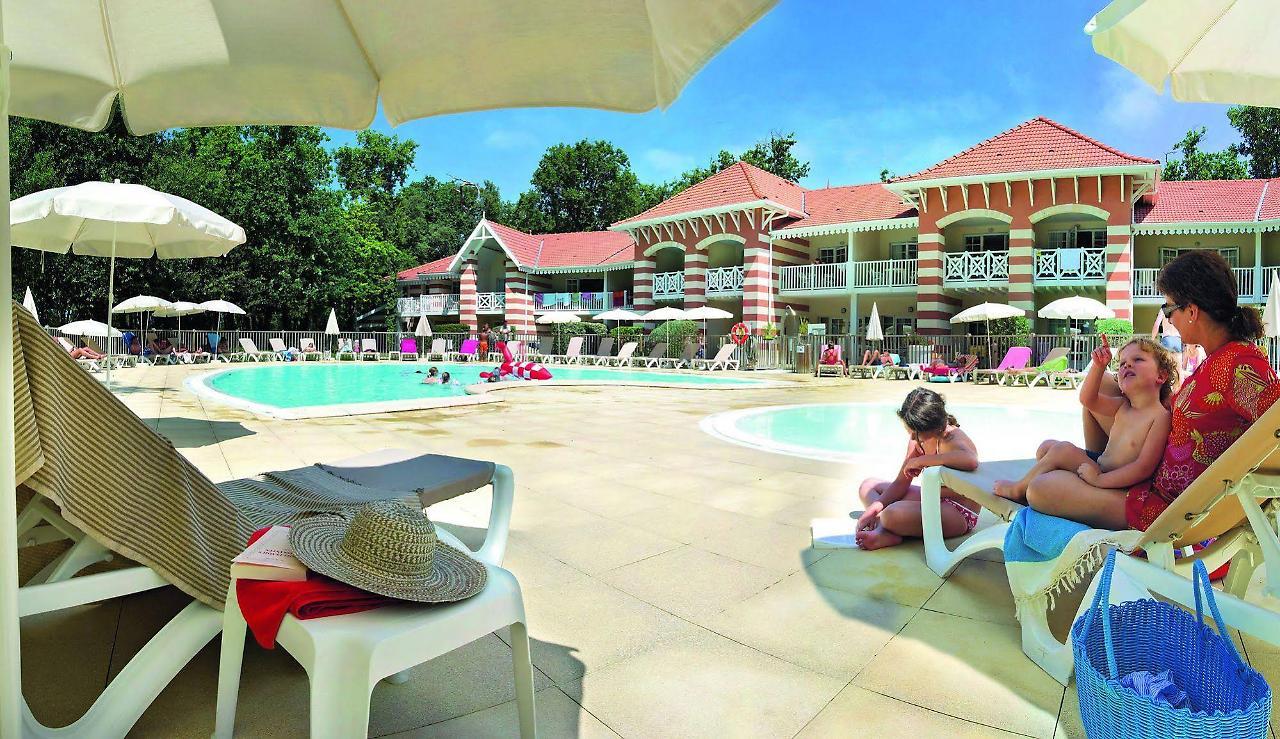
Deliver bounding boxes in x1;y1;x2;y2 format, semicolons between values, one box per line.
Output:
817;246;848;264
1046;229;1107;249
1159;246;1239;267
890;241;918;260
963;233;1009;252
566;277;579;292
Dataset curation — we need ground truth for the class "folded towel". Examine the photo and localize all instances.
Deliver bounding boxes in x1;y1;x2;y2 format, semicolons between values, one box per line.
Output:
1058;248;1083;272
1120;670;1189;709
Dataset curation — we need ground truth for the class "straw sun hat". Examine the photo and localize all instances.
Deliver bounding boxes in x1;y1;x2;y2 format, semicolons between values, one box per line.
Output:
290;501;487;602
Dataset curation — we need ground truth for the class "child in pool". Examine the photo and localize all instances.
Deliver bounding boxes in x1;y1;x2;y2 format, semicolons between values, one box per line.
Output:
993;335;1174;502
855;388;980;550
486;366;503;383
440;371;454;385
420;366;441;384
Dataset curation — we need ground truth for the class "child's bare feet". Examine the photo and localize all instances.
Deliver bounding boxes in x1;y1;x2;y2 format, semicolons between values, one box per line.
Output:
992;479;1027;502
855;523;904;550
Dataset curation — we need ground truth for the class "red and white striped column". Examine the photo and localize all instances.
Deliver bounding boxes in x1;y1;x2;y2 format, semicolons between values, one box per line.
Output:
1008;222;1036;323
503;260;534;335
683;245;707;310
459;257;479;333
1105;221;1132;319
633;256;655;325
915;231;959;334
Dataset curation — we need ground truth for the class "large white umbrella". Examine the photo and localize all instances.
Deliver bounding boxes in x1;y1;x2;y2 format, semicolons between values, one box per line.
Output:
951;303;1026;368
0;3;777;730
1086;0;1280;107
1037;296;1116;321
593;309;643;321
325;309;341;335
153;300;206;343
20;287;37;325
58;320;121;338
199;299;246;316
866;302;885;342
414;314;433;338
683;305;734;342
536;311;581;325
12;182;246;384
1264;274;1280;339
642;306;690;321
111;295;173;365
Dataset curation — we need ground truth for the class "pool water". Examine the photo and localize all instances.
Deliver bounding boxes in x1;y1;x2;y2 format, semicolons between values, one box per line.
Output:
701;403;1083;466
204;361;765;410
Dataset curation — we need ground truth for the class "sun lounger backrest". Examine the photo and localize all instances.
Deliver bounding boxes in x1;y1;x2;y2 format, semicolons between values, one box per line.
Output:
994;346;1032;370
269;338;287;352
1037;346;1069;367
207;332;219;353
301;338;317;352
56;336;75;352
361;338;378;352
429;338;445;355
616;342;637;359
564;336;583;356
1143;396;1280;546
713;344;736;362
647;342;667;359
680;341;697;360
400;337;417;354
889;353;901;366
239;338;258;353
459;338;479;355
595;337;614;357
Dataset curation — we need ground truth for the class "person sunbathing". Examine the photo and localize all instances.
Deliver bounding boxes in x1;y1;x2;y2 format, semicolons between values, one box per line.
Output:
855;388;980;549
73;340;106;360
993;335;1174;504
814;340;845;376
860;349;893;366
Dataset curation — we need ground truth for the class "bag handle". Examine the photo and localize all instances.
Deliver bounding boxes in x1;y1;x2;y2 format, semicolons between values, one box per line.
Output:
1080;548;1121;680
1192;558;1247;669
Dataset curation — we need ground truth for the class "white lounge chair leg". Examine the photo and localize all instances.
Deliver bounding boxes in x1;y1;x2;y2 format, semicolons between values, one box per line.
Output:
510;620;537;739
1222;538;1263;598
921;468;1007;577
35;536;112;584
214;584;248;739
307;655;374;739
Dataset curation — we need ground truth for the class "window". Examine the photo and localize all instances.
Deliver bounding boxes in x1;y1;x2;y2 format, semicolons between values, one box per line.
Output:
890;241;918;260
827;318;846;335
1047;229;1107;249
963;233;1008;252
817;246;848;264
1159;246;1238;267
566;278;579;293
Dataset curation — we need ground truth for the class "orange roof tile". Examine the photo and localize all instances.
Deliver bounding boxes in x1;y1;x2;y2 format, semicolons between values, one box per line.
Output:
396;256;454;280
895;117;1158;183
1135;179;1271;224
1258;179;1280;221
613;161;805;226
781;184;915;231
531;230;635;268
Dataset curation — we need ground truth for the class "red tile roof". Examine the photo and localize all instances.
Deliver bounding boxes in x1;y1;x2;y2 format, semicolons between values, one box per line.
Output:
1258;179;1280;221
781;184;915;231
613;161;806;226
894;117;1158;183
530;230;635;268
1135;179;1272;224
485;221;544;265
396;256;454;280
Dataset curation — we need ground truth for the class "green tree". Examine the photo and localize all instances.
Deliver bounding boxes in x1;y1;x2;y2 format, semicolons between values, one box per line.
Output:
386;176;506;265
333;130;418;203
660;131;811;200
1162;127;1248;181
1227;105;1280;179
510;140;645;233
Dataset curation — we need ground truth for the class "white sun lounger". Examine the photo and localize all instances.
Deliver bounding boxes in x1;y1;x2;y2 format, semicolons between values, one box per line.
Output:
55;337;103;372
298;338;325;361
360;337;382;360
237;338;276;362
422;338;448;361
693;344;739;371
657;342;697;369
540;336;583;364
601;341;637;367
636;342;668;368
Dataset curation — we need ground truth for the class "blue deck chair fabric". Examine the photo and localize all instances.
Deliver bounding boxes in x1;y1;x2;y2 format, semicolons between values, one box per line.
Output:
207;332;221;358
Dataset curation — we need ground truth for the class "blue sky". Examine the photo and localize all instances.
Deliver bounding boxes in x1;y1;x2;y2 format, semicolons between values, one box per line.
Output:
327;0;1240;198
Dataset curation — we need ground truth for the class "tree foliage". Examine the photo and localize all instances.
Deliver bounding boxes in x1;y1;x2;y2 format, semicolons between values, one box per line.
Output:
1227;105;1280;179
652;131;811;202
509;140;645;233
1162;127;1248;182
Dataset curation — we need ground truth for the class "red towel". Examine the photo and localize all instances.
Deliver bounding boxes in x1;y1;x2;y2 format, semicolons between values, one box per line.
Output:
236;527;396;649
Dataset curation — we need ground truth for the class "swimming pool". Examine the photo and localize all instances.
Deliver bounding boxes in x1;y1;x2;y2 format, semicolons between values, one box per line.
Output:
190;361;775;418
701;402;1083;466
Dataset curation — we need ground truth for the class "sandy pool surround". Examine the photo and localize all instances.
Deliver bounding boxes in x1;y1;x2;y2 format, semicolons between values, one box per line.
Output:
186;364;787;419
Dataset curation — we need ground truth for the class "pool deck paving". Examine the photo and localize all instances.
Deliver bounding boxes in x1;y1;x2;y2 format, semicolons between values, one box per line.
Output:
19;362;1280;738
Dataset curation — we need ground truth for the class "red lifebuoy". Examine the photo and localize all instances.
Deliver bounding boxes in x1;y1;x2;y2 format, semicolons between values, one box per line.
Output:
730;322;750;345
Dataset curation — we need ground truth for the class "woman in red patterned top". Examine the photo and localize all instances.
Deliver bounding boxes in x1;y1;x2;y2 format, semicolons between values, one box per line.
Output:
1026;250;1280;530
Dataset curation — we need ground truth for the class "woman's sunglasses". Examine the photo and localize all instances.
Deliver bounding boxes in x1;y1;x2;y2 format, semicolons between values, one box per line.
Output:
1160;302;1186;319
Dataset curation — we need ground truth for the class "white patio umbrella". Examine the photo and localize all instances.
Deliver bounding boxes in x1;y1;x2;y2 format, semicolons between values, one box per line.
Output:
535;311;581;325
58;320;122;338
0;3;777;730
153;300;206;344
1037;296;1116;321
111;295;174;370
1086;0;1280;107
414;314;433;338
1264;274;1280;339
642;306;690;321
593;309;643;321
683;305;735;341
950;303;1026;368
20;287;37;325
199;299;246;316
865;303;885;342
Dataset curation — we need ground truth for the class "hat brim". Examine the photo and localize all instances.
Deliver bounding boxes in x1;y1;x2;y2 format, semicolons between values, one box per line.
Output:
290;513;487;603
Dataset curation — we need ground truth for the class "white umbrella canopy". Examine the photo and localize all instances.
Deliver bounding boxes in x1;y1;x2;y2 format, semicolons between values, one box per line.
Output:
950;303;1026;324
1265;274;1280;339
414;314;433;337
1086;0;1280;107
199;299;247;316
866;303;885;342
593;309;643;321
152;301;205;319
21;287;37;325
1037;296;1116;321
112;295;173;313
58;320;121;338
642;306;690;321
536;311;581;325
682;306;734;320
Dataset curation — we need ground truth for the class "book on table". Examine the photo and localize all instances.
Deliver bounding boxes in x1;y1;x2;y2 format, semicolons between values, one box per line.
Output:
231;525;307;582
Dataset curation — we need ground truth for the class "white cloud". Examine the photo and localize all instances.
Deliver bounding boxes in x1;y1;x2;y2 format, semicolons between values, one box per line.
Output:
483;128;539;150
642;147;697;178
1101;67;1163;132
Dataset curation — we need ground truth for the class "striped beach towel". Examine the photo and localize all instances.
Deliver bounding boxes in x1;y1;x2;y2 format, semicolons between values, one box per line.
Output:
11;304;470;608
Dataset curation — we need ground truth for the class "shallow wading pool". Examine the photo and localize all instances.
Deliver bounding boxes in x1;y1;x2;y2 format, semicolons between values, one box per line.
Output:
701;402;1084;469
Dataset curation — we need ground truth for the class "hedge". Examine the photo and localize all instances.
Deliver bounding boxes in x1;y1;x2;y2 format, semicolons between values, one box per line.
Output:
433;323;469;335
647;320;698;352
550;321;605;354
1094;318;1134;336
609;326;644;342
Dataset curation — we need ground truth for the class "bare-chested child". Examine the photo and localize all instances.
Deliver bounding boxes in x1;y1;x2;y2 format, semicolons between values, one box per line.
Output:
854;388;980;549
993;335;1173;502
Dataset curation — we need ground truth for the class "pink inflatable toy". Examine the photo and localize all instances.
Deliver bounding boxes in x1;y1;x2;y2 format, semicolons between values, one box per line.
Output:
480;341;553;381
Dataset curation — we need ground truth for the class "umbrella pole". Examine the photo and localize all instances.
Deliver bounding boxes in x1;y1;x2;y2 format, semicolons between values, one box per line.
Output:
0;39;23;735
105;225;117;387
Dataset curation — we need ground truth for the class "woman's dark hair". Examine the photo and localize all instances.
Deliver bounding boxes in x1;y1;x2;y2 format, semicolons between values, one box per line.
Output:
1157;249;1265;341
897;387;957;434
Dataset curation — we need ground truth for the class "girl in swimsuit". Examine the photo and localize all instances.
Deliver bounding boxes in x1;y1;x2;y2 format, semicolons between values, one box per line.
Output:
855;387;981;550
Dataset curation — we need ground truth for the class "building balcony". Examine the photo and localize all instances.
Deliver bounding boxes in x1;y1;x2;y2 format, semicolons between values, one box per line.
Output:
1033;247;1106;285
533;291;631;313
778;262;847;292
476;292;506;313
653;271;685;300
397;294;460;316
850;258;917;289
1133;266;1280;304
944;250;1008;287
705;265;745;296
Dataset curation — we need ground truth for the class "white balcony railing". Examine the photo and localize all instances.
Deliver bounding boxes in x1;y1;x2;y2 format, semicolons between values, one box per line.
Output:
779;262;847;292
653;271;684;300
944;250;1008;284
1034;248;1106;283
1132;268;1159;299
397;294;460;316
533;291;630;313
476;292;506;313
1234;267;1256;302
705;265;745;295
1136;266;1280;302
850;258;917;288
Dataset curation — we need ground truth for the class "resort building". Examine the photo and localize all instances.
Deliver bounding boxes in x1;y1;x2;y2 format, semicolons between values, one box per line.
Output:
397;116;1280;337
